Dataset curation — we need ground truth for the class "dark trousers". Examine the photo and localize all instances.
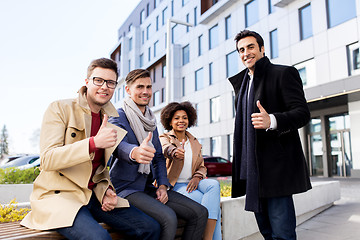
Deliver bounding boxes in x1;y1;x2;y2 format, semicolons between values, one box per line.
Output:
254;195;296;240
57;193;160;240
126;189;208;240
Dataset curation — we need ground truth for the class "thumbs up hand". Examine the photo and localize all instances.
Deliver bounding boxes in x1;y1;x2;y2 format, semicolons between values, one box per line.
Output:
174;139;185;160
94;114;117;149
251;100;271;129
131;132;156;164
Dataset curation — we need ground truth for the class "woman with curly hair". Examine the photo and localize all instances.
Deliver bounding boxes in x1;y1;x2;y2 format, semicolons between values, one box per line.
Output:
160;101;222;240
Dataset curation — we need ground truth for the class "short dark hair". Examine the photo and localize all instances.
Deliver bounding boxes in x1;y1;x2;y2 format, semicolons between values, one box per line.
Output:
87;58;118;79
160;101;197;131
234;30;264;53
125;69;151;86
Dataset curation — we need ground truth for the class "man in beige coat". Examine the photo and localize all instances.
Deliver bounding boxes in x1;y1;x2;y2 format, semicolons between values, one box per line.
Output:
21;58;160;240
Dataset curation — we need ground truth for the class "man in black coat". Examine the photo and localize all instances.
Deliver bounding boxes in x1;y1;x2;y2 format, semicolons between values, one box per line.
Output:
229;30;311;240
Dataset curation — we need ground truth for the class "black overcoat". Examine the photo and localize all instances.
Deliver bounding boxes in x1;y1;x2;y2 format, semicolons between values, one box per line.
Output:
229;57;312;198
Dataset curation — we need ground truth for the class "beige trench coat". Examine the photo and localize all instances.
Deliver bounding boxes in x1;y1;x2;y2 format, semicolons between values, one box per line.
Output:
21;86;129;230
159;130;207;187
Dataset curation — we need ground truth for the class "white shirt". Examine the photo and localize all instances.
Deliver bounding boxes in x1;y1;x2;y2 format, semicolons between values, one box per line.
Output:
177;139;193;183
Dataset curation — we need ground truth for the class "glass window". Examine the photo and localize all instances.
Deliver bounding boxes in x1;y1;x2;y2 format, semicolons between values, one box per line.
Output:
209;62;213;85
162;61;166;78
182;44;190;65
198;35;203;56
268;0;275;14
153;91;160;106
186;14;190;32
232;91;235;118
347;42;360;76
225;15;232;40
146;3;150;17
146;24;151;40
210;136;221;156
141;30;145;44
148;47;151;61
294;58;316;87
171;0;174;16
156;16;159;31
245;0;259;27
161;88;165;103
209;24;219;50
210;96;221;123
298;67;307;85
153;68;156;83
270;29;278;59
162;7;168;26
299;4;313;40
128;59;131;72
140;9;145;24
129;37;132;51
154;0;160;8
171;24;180;44
128;24;133;32
140;54;144;68
195;68;204;91
326;0;356;28
154;41;159;57
194;7;198;26
226;50;238;78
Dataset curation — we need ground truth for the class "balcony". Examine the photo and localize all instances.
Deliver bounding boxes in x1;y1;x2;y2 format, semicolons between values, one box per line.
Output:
199;0;237;25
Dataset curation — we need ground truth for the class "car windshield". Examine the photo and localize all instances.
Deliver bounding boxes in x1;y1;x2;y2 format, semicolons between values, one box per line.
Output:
2;155;39;168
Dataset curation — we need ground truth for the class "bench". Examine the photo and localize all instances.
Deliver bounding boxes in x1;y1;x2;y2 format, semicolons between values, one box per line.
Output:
0;220;186;240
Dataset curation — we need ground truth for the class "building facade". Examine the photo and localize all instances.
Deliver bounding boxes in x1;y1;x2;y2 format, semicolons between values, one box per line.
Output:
110;0;360;178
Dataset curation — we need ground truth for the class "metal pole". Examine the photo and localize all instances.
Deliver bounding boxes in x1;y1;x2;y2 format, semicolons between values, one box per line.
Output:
165;18;193;105
165;19;171;105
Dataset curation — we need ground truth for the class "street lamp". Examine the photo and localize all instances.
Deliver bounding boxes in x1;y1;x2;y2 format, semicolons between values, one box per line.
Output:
165;18;193;104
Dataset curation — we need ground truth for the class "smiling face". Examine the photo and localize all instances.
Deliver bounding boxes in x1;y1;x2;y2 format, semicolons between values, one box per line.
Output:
85;67;116;113
237;36;264;75
170;110;189;133
125;77;152;114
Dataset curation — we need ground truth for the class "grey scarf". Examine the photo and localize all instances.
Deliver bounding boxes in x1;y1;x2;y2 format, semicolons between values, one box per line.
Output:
123;97;157;174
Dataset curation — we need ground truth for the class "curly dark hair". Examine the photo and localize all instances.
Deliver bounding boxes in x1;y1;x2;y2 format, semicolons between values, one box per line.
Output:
160;101;197;131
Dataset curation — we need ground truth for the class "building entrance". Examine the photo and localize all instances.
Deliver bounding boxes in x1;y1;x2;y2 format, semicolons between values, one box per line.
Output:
307;114;353;177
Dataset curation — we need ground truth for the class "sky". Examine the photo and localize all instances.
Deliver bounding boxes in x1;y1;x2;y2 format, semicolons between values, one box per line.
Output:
0;0;141;154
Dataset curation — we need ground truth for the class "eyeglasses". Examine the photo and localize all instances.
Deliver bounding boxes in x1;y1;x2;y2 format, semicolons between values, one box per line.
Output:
92;77;118;89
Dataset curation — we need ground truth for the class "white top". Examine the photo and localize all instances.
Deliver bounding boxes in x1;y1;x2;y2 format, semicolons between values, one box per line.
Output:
177;139;193;183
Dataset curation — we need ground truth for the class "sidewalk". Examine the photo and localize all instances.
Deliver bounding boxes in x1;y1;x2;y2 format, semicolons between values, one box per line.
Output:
297;177;360;240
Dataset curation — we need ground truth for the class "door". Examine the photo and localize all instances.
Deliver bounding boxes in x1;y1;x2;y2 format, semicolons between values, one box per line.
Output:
328;115;353;177
308;118;324;176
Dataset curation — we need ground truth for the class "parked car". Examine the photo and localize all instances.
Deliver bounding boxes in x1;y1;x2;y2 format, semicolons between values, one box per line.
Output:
203;156;232;176
0;154;27;166
0;154;40;169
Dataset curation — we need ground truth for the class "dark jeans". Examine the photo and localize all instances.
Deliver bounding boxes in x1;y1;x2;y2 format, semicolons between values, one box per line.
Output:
254;195;296;240
57;193;160;240
126;189;208;240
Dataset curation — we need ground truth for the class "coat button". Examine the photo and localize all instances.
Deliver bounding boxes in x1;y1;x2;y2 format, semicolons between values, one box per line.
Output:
55;190;60;194
71;132;76;138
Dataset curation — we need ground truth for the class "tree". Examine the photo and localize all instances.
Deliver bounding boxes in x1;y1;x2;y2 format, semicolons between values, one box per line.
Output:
0;125;9;158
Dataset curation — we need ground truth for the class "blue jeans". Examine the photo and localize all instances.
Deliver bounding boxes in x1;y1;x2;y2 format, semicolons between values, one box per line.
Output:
56;193;160;240
173;179;222;240
254;195;296;240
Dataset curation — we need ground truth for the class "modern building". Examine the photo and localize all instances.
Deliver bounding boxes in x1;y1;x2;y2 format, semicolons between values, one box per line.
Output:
110;0;360;178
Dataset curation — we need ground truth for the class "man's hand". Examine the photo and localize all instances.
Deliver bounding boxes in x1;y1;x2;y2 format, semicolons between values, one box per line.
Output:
156;185;168;204
94;114;117;149
131;132;155;164
251;101;271;129
186;177;200;193
174;139;185;160
101;188;118;212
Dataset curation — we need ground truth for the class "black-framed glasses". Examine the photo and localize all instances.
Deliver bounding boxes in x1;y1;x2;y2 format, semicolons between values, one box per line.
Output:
92;77;118;89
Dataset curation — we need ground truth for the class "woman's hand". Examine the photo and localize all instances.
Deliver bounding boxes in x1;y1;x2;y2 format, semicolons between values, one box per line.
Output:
174;139;186;160
186;177;201;193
